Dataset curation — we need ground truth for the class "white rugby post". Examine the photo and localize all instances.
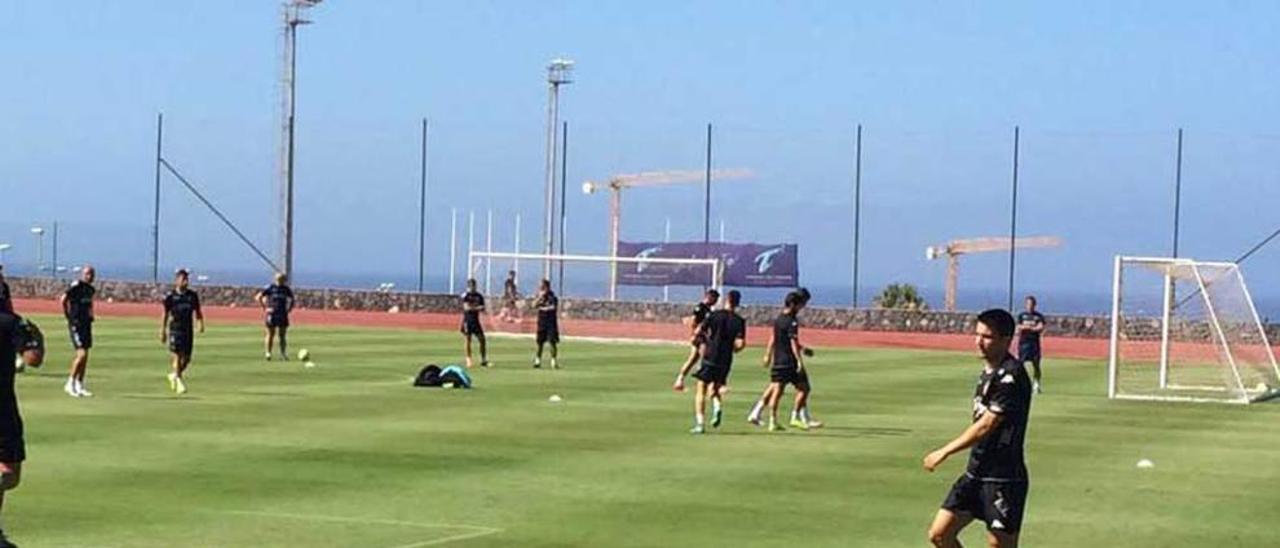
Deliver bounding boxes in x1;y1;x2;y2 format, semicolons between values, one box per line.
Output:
448;208;457;294
468;251;723;300
485;209;494;294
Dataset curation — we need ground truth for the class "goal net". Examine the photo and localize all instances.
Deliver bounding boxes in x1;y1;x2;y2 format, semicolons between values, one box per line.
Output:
1109;256;1280;404
466;251;722;302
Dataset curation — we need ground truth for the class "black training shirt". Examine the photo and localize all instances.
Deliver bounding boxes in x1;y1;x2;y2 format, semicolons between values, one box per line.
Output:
64;281;95;325
1017;311;1045;346
261;284;295;316
461;291;485;323
966;355;1033;481
535;291;559;328
164;289;202;331
699;309;746;367
770;312;800;368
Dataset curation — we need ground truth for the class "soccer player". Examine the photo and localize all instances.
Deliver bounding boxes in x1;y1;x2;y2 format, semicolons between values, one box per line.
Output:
672;289;719;391
60;265;96;398
256;272;296;361
532;279;561;369
747;288;820;428
1017;296;1046;394
0;311;44;548
923;308;1033;548
689;289;746;434
460;278;489;368
758;291;812;432
161;269;205;395
499;270;522;323
0;265;12;314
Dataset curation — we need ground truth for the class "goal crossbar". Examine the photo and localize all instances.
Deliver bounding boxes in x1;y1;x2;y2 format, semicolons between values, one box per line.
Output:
467;251;723;298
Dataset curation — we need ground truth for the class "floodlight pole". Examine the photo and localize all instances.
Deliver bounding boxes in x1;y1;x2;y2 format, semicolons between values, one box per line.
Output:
281;0;321;281
852;123;862;308
418;117;429;293
1007;125;1020;311
153;112;164;283
542;58;574;280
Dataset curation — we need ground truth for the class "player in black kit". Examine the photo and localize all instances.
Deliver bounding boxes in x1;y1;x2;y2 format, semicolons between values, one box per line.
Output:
161;269;205;395
924;309;1033;548
1016;296;1046;394
60;266;96;398
532;279;561;369
0;310;45;548
689;290;746;434
256;273;296;361
672;289;719;392
460;279;489;368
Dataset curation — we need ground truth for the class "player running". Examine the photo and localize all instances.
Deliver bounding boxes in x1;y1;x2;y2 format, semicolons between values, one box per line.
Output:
532;279;561;369
60;265;96;398
924;308;1033;548
0;311;44;548
672;289;719;391
256;272;296;361
460;279;490;368
747;288;820;429
1017;296;1046;394
689;290;746;434
161;269;205;395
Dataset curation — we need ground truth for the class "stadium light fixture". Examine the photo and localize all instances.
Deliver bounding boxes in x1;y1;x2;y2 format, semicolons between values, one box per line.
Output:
542;57;575;280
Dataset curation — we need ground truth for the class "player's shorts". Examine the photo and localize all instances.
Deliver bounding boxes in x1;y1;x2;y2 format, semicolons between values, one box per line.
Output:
68;322;93;350
536;325;560;345
460;318;484;337
693;360;730;385
941;474;1029;534
168;328;195;356
266;312;290;328
770;365;807;386
1018;342;1041;364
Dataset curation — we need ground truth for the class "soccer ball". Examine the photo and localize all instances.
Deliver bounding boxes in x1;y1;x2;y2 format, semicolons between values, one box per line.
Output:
298;349;310;361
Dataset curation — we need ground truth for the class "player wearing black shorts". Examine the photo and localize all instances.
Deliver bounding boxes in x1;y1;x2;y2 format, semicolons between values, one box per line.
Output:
460;279;489;368
532;279;561;369
747;288;821;428
60;266;96;398
689;290;745;434
161;269;205;395
924;308;1033;548
1017;296;1046;394
672;289;719;391
0;311;45;548
760;291;812;432
256;273;296;361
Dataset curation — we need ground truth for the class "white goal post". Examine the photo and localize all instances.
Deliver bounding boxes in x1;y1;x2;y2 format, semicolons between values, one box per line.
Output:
467;251;723;300
1108;256;1280;404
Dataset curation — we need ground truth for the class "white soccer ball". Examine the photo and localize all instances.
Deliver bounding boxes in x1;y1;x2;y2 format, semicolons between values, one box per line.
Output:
298;349;310;361
548;394;563;403
1136;458;1155;469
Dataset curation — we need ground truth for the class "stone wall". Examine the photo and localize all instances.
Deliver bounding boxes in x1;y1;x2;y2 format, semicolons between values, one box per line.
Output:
18;276;1277;341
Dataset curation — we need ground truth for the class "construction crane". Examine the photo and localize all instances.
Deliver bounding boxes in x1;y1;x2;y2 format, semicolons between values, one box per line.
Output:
582;168;752;300
926;236;1062;312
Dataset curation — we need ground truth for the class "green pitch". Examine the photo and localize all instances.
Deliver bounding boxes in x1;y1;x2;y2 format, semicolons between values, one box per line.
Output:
10;315;1280;547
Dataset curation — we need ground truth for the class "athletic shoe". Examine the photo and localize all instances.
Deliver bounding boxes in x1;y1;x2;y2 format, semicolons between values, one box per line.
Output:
747;416;763;427
789;418;810;431
265;352;272;361
77;384;93;398
551;359;560;370
481;360;492;368
690;424;705;435
712;407;723;428
175;376;188;395
806;419;825;429
533;358;541;369
64;379;81;398
1034;382;1043;394
768;421;785;432
167;372;177;392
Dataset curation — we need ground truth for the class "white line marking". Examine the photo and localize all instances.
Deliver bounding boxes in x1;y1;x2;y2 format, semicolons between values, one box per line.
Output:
216;510;502;547
487;331;685;347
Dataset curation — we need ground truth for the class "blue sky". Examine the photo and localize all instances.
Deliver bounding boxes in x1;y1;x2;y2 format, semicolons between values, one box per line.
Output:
2;1;1278;310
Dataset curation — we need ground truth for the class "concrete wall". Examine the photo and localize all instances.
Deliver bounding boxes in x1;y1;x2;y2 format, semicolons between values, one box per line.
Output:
1;276;1203;341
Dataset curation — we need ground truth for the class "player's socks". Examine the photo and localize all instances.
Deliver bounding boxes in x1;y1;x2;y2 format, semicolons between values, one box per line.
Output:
167;372;177;392
1034;381;1042;394
551;358;559;369
64;378;81;398
533;356;541;369
748;399;765;421
175;376;188;395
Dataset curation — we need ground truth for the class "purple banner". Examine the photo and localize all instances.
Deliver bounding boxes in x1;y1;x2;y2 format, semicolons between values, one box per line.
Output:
615;242;800;288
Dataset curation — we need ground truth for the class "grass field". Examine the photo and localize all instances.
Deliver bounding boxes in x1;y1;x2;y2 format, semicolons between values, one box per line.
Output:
7;314;1280;547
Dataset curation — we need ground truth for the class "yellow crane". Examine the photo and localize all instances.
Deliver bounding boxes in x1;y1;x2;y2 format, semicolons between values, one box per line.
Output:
583;168;752;300
926;236;1062;312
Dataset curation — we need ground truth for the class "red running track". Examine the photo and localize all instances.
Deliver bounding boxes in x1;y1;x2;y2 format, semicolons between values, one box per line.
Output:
12;298;1112;360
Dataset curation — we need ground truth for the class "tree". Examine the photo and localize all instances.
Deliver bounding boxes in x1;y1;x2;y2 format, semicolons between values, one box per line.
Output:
874;283;928;310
